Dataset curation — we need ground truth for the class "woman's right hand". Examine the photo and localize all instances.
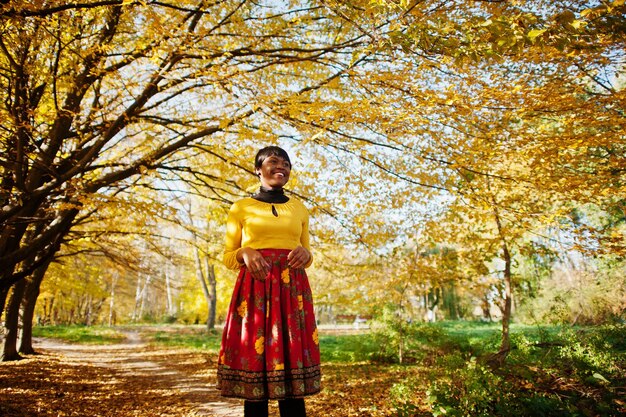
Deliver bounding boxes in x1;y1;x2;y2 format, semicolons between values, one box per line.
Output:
239;247;270;280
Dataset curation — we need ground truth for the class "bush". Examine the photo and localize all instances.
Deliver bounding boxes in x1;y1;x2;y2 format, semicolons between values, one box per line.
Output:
427;355;507;417
319;333;377;362
370;305;453;363
160;314;178;324
425;354;575;417
516;268;626;326
382;322;625;416
555;326;624;378
389;380;421;417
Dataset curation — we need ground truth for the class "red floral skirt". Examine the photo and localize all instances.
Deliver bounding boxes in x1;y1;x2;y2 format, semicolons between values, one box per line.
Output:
217;249;321;400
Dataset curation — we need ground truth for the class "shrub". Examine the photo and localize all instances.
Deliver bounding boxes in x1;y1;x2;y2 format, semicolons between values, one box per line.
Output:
370;305;451;363
427;355;507;417
425;354;573;417
389;381;421;417
403;324;623;416
555;326;623;378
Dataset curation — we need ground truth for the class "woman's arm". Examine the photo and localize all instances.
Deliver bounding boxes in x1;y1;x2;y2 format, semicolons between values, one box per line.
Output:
223;205;244;270
288;204;313;269
223;202;271;279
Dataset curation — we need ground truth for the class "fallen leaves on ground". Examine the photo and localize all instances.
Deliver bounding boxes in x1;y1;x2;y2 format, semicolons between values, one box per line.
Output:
0;338;430;416
0;353;197;416
308;362;430;417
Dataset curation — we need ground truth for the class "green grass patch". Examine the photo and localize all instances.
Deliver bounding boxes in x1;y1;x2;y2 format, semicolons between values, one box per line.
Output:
428;321;568;357
145;327;379;361
320;333;378;363
32;325;126;344
147;327;222;351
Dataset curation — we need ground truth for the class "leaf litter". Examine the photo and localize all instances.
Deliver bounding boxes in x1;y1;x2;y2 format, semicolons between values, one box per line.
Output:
0;334;422;416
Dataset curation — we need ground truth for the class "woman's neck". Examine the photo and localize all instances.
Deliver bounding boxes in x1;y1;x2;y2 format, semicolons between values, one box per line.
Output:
252;186;289;204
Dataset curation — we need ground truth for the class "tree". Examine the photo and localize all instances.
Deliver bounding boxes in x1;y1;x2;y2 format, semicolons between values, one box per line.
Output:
0;0;376;359
188;205;219;331
19;260;51;355
357;0;626;360
0;0;370;304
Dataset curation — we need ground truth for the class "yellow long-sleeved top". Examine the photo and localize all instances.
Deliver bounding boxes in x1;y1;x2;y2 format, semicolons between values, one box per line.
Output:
222;197;313;271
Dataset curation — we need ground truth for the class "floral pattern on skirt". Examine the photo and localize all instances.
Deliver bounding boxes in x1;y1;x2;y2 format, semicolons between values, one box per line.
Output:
217;249;321;400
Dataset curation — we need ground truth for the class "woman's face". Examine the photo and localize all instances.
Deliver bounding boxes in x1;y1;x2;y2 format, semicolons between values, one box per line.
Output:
257;155;291;189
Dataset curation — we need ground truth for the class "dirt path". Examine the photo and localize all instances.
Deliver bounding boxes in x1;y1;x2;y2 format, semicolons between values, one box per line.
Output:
1;328;407;417
0;332;242;417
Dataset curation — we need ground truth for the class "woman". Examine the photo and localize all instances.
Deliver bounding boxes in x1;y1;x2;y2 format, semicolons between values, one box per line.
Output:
217;146;321;417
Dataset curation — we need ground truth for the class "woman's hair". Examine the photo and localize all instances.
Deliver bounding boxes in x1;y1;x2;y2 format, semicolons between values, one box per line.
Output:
254;146;291;169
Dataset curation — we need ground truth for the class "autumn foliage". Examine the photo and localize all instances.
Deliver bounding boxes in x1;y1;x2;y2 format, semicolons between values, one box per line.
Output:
0;1;624;405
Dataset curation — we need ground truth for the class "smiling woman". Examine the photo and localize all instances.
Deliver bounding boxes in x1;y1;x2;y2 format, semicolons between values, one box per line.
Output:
253;148;292;218
256;149;292;189
217;146;320;417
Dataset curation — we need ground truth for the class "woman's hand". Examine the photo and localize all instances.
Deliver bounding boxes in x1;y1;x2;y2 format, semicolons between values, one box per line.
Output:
240;247;270;280
287;246;310;269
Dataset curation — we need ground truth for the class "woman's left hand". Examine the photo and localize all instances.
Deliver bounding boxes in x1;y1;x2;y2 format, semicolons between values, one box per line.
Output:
287;246;310;269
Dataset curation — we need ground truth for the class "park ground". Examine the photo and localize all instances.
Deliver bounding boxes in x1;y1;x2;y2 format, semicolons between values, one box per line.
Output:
1;323;625;416
0;325;416;417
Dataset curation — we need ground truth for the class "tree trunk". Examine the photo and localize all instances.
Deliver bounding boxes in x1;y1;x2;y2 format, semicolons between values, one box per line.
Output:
43;296;55;325
425;288;440;323
19;260;51;355
165;268;173;316
139;275;151;320
2;280;27;361
0;287;8;324
108;273;118;326
132;274;150;322
444;283;459;320
132;275;141;321
492;200;513;364
481;294;492;322
194;246;213;331
84;294;92;325
90;298;105;325
500;241;512;354
205;259;217;330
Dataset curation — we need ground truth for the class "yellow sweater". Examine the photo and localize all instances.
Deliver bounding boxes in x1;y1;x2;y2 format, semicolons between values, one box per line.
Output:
223;197;313;271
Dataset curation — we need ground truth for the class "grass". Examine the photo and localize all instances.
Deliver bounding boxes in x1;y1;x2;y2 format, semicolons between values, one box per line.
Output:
32;323;377;362
319;333;377;362
146;326;223;351
32;325;127;344
33;321;626;361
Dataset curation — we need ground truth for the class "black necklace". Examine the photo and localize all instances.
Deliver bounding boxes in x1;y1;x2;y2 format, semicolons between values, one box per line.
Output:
251;186;289;217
